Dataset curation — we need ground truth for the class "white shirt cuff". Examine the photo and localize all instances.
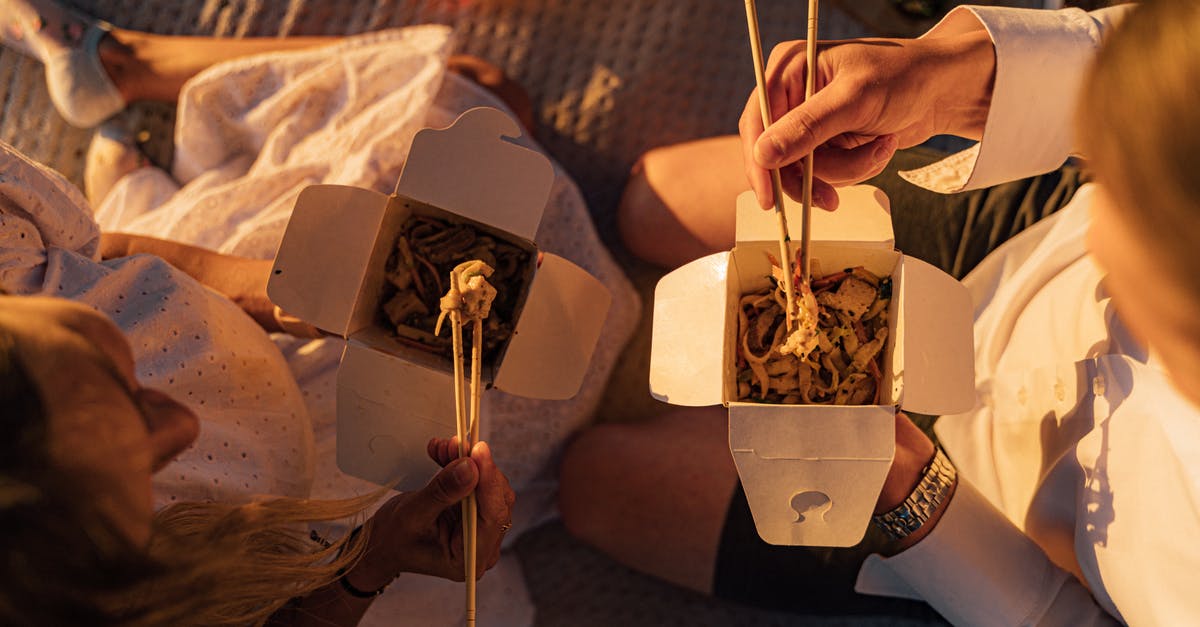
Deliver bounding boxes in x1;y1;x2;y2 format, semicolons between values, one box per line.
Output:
855;479;1075;626
900;6;1128;193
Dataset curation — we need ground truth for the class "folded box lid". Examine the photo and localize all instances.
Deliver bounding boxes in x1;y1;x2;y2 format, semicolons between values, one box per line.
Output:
728;404;895;546
496;252;611;399
336;342;453;490
395;106;554;243
735;186;895;248
893;255;976;415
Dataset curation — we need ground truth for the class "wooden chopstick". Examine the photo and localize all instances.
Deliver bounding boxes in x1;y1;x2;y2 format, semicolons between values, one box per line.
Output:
465;320;484;627
800;0;819;285
448;311;477;626
743;0;797;331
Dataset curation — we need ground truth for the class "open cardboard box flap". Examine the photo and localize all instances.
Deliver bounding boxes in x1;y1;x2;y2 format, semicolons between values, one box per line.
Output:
268;107;610;488
649;251;730;406
734;185;896;247
268;184;393;336
496;253;611;399
650;185;975;546
336;344;454;490
729;404;896;546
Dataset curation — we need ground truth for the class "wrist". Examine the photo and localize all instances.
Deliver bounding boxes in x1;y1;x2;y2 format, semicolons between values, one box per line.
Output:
892;477;956;551
98;231;135;259
929;28;996;140
876;432;937;514
342;523;400;595
874;446;958;552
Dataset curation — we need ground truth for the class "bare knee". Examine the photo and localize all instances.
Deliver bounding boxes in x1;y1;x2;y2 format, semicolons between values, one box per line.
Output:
618;139;743;268
617;154;674;266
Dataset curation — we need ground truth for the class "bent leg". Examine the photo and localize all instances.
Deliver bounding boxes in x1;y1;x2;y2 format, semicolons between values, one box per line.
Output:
559;406;736;593
102;35;533;129
618;135;746;268
102;30;339;103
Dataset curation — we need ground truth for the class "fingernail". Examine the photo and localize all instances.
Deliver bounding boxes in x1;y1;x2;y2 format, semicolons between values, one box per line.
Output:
815;188;836;211
451;459;475;485
755;135;783;167
138;387;177;409
873;137;895;164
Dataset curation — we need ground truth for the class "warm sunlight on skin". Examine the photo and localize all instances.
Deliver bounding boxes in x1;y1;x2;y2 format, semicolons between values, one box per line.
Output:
1087;186;1200;408
0;297;199;546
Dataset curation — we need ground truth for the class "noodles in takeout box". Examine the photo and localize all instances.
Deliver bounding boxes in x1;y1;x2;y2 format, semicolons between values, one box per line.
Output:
737;254;892;407
650;185;976;547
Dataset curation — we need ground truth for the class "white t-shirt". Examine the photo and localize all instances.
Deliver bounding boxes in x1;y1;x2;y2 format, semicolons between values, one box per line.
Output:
855;6;1200;626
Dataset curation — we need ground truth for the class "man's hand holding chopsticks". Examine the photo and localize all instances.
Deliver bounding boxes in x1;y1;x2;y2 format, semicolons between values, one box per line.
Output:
738;26;997;211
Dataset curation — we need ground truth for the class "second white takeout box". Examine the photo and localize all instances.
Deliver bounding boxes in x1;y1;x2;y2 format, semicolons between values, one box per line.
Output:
650;186;976;547
268;107;611;490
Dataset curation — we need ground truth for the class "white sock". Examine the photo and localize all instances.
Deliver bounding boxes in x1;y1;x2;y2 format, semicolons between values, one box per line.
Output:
0;2;125;127
42;20;125;127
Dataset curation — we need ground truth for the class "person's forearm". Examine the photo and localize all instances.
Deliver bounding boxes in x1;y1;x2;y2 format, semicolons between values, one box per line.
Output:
904;5;1134;193
100;232;270;297
100;232;279;330
266;581;376;627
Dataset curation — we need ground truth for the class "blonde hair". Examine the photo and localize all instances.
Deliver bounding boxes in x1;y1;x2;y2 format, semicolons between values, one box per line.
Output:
131;493;383;626
1079;0;1200;299
0;329;386;626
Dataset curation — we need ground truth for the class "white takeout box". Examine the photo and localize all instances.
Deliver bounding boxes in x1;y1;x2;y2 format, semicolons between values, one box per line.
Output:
650;186;975;547
268;107;611;490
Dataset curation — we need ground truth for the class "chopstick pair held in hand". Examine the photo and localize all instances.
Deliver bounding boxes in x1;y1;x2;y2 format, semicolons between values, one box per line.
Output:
425;436;515;583
743;0;820;302
436;260;499;626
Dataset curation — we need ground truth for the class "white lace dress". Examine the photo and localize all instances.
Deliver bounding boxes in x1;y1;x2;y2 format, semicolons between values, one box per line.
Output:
7;25;638;626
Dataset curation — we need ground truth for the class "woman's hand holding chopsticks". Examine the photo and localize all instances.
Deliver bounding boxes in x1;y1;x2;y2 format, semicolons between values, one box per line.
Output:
352;437;514;585
428;436;516;580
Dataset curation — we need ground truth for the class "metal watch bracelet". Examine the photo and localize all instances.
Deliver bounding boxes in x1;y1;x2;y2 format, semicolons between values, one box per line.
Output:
872;447;958;540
